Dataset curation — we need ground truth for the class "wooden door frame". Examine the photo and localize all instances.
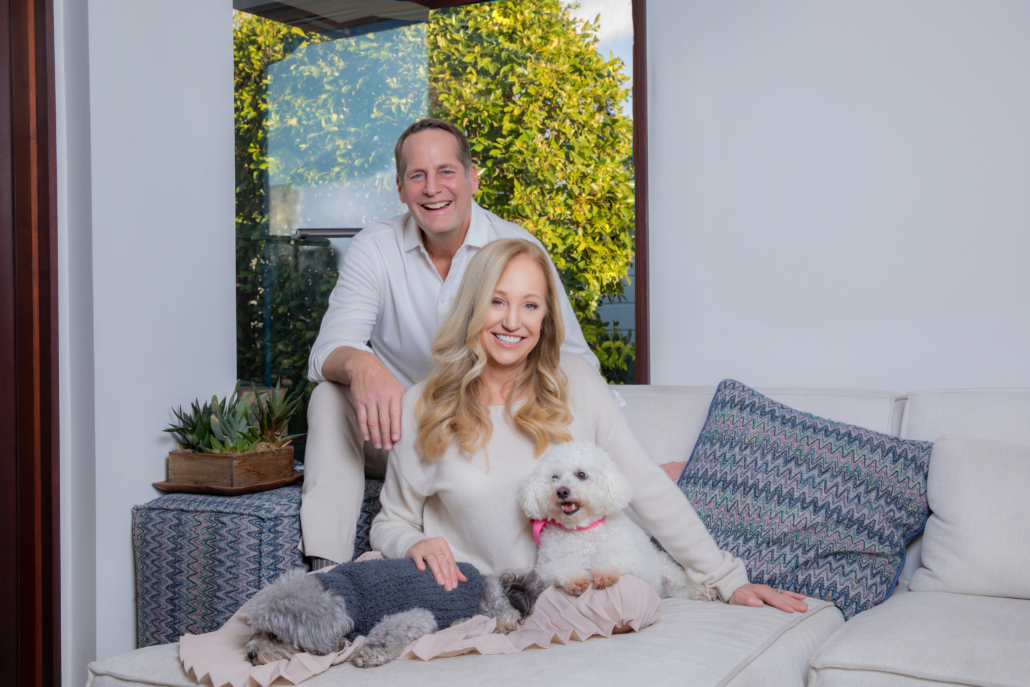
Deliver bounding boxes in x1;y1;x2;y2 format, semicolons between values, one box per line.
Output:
0;0;61;686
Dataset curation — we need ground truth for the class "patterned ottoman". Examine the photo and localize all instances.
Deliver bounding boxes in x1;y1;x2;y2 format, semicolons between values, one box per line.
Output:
132;480;383;647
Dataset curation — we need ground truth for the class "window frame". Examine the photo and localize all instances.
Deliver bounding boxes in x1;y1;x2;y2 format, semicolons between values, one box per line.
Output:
632;0;649;384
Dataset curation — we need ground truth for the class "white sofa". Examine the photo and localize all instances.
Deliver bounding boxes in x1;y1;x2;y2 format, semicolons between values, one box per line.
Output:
87;385;1030;687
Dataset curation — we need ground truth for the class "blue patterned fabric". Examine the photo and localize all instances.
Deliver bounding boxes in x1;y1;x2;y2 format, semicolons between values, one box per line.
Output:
133;479;384;647
678;380;933;619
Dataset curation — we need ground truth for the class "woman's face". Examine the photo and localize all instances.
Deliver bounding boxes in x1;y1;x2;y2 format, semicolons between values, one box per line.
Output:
478;255;549;374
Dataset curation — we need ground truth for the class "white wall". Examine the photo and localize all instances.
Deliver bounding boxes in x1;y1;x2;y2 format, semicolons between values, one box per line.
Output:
57;0;236;678
56;1;96;685
647;0;1030;391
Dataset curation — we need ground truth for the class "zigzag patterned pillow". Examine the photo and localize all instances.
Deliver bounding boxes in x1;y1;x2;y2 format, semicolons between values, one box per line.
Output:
678;380;932;619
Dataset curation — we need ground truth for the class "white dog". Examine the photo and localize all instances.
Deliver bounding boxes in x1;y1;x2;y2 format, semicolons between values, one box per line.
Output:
519;441;715;601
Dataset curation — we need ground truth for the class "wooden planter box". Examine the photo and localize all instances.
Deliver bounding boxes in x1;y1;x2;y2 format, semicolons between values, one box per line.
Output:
167;446;294;488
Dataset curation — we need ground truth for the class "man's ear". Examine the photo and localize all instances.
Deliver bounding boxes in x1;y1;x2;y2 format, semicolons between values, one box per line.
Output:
396;175;403;200
470;164;479;194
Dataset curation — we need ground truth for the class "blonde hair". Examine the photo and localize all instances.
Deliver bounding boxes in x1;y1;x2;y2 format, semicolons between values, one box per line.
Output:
415;239;573;461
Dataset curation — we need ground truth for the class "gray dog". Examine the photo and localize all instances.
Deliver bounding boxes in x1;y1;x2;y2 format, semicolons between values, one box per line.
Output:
245;558;541;668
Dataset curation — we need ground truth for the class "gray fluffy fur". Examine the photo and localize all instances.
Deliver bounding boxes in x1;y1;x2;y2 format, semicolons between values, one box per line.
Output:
476;572;543;635
245;570;352;664
350;609;437;668
246;568;541;667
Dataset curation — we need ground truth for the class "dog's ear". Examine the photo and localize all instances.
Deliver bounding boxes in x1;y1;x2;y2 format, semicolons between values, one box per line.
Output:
518;462;554;520
595;457;633;514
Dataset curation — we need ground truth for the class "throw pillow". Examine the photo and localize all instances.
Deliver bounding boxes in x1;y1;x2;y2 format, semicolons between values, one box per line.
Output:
909;434;1030;598
678;380;933;619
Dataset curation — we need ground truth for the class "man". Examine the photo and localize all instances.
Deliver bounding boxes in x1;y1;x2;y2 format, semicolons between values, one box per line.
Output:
302;119;598;567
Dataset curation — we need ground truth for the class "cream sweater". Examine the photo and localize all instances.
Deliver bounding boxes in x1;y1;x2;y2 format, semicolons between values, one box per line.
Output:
370;355;750;600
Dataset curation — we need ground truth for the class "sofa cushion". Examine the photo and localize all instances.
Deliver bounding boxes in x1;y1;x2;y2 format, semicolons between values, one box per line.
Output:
807;592;1030;687
909;435;1030;599
88;598;843;687
614;385;904;465
899;388;1030;444
679;380;933;619
895;389;1030;583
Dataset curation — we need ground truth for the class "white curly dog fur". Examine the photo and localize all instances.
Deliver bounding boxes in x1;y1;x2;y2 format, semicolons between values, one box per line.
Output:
519;441;715;601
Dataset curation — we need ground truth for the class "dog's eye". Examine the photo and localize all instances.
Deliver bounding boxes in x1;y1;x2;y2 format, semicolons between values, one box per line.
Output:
576;471;587;480
552;475;559;481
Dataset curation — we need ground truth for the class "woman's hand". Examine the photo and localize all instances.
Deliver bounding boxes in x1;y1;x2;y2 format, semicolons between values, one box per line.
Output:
406;537;468;591
660;461;687;481
728;584;809;613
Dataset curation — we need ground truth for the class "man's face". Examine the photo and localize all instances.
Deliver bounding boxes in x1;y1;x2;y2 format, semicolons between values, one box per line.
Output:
396;129;480;241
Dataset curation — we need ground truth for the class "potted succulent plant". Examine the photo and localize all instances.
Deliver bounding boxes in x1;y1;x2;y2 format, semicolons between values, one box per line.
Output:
160;380;305;493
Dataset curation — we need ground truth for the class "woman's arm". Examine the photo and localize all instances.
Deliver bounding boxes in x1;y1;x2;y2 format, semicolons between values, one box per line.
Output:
369;392;467;589
565;359;748;600
574;364;806;611
602;411;751;600
369;450;431;561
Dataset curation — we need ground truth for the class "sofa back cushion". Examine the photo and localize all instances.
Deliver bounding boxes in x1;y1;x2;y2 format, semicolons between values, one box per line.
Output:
900;388;1030;444
909;435;1030;599
614;385;904;464
895;388;1030;585
677;380;932;619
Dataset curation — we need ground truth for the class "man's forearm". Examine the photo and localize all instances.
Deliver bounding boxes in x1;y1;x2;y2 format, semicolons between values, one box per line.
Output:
321;346;372;385
322;346;406;450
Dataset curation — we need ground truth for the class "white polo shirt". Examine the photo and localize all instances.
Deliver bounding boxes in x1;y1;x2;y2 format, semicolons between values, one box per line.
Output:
307;200;599;388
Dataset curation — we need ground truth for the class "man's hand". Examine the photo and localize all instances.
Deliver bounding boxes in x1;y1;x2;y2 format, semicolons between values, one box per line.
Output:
729;584;809;613
324;347;405;450
660;461;688;482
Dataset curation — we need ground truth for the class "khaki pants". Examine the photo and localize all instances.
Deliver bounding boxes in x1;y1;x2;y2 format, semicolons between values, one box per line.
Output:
300;381;390;564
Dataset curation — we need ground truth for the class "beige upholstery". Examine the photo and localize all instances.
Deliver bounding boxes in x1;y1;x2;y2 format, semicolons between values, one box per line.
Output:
808;592;1030;687
615;385;905;465
895;388;1030;584
899;388;1030;445
811;390;1030;687
909;435;1030;599
89;599;844;687
101;384;1029;686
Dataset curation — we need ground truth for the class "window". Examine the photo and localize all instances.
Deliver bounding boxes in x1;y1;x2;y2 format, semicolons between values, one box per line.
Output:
234;0;640;455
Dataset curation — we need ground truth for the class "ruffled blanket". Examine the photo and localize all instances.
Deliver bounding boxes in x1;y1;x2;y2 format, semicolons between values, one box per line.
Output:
179;568;662;687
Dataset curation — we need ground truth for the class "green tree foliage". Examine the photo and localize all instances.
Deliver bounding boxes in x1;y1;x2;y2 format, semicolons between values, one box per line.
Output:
235;15;333;450
429;1;635;380
234;1;636;410
234;15;428;447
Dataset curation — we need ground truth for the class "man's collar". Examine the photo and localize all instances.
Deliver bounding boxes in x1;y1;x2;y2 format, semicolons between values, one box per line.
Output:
400;199;488;253
463;200;488;248
401;213;423;253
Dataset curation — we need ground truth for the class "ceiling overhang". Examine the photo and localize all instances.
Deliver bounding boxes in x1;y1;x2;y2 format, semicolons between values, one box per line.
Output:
233;0;496;36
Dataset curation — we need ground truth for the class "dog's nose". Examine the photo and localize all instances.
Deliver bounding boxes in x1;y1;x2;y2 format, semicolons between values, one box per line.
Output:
556;487;570;500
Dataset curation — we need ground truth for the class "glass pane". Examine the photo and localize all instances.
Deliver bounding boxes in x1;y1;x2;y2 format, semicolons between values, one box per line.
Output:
234;13;428;455
565;0;635;383
428;0;636;382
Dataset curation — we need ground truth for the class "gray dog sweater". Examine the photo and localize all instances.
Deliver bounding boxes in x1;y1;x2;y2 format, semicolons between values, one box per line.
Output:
315;558;485;641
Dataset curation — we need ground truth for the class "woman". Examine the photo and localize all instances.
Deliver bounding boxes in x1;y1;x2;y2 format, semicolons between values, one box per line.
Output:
370;239;806;612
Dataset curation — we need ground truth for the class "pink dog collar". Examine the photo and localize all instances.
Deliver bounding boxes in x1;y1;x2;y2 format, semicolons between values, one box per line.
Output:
532;516;606;546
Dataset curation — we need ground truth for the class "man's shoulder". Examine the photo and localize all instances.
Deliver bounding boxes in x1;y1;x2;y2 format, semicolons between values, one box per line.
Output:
479;207;543;245
350;212;409;248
